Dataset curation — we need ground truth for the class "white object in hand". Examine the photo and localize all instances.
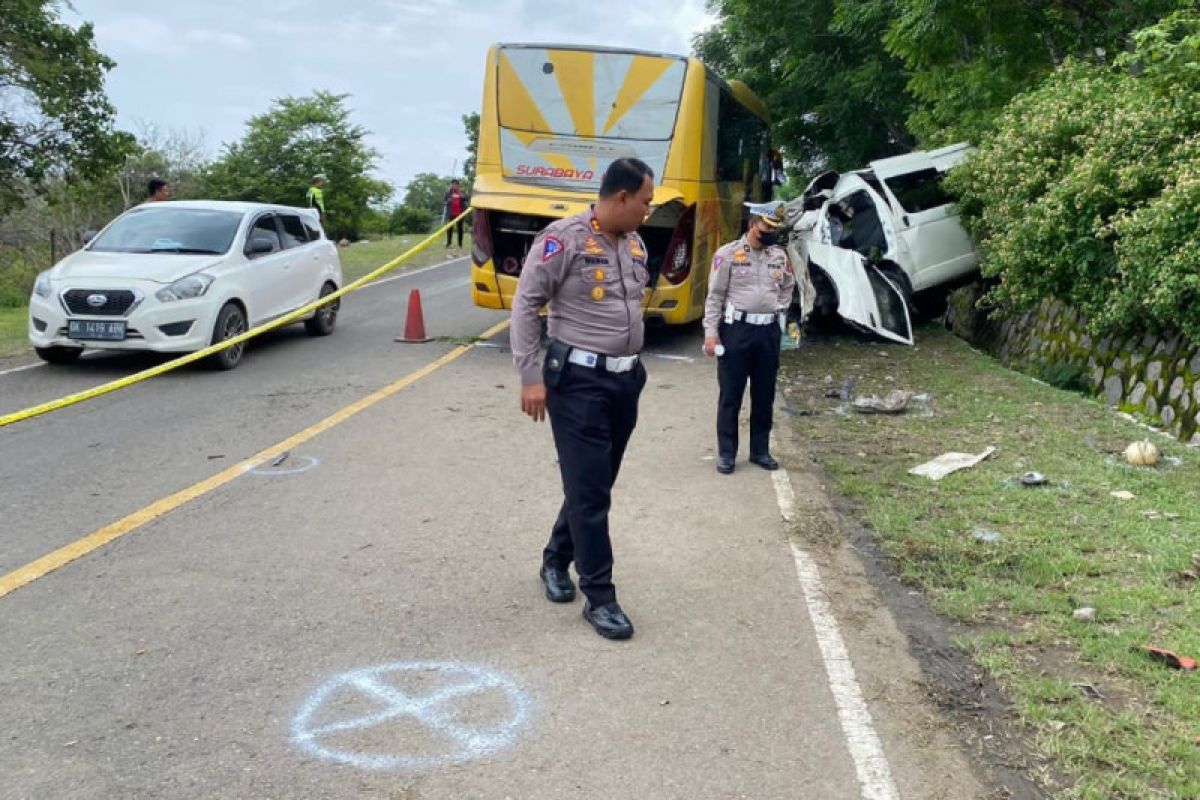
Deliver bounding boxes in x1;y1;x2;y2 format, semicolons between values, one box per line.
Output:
715;345;725;357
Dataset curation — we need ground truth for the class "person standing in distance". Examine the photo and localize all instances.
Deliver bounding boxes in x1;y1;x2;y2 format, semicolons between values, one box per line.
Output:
510;158;654;640
306;174;327;224
703;201;795;474
443;179;469;248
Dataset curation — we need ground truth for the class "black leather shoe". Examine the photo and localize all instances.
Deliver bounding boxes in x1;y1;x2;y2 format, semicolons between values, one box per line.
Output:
716;455;735;474
749;453;780;471
540;566;576;603
582;601;634;639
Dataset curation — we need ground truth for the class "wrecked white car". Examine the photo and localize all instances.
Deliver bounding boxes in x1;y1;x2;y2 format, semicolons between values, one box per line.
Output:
785;143;978;345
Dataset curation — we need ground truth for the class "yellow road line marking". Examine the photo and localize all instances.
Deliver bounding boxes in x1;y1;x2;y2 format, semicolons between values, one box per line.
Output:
0;318;511;600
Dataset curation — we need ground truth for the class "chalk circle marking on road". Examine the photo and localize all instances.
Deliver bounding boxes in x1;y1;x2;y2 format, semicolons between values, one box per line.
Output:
246;455;320;476
291;661;532;771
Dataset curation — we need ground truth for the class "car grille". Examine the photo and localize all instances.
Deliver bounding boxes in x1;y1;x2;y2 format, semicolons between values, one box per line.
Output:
62;289;138;316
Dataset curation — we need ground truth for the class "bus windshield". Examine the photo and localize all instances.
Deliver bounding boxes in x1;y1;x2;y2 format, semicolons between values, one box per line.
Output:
496;45;687;191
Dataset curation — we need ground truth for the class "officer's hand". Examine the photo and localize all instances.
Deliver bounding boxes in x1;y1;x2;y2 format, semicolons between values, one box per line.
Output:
521;383;547;422
703;337;721;358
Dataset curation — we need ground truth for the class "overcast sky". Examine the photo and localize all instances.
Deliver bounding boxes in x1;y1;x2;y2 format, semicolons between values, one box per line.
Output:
64;0;718;199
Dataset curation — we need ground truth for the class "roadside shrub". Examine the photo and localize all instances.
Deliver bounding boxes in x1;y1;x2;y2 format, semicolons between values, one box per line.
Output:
389;205;431;235
946;10;1200;341
0;252;40;308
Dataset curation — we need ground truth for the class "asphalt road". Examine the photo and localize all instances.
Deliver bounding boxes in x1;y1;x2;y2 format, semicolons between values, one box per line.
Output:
0;255;986;799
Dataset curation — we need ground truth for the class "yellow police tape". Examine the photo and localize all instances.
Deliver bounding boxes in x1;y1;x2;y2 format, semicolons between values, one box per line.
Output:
0;209;474;430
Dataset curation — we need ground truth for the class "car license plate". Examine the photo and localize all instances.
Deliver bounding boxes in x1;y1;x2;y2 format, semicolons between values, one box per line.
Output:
68;319;127;341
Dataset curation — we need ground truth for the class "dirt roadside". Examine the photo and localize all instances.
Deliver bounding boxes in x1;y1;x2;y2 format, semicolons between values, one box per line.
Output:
773;391;1048;799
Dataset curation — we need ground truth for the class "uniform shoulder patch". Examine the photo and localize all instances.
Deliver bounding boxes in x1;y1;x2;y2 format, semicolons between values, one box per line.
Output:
542;236;564;261
712;254;725;271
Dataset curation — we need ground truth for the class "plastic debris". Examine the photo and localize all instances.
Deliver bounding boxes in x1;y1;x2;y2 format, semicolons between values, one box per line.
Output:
971;527;1003;543
1073;607;1096;622
910;446;997;480
1124;439;1161;467
1073;682;1104;700
1020;471;1048;486
1110;490;1136;501
852;390;913;414
1139;645;1197;671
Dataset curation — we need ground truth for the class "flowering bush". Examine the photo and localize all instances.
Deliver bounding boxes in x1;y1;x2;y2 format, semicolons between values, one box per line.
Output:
946;10;1200;341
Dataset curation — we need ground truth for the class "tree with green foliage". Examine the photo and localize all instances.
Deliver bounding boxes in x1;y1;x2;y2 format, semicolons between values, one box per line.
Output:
695;0;915;173
401;172;456;221
885;0;1180;145
0;0;134;211
202;91;392;239
462;112;479;187
388;205;431;235
947;8;1200;341
698;0;1183;170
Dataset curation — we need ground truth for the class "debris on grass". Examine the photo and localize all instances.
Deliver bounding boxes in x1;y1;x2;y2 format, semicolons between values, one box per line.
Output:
1124;440;1162;467
1110;490;1136;501
970;527;1003;543
1073;607;1097;622
910;446;997;480
1020;471;1048;486
851;389;912;414
1140;646;1197;671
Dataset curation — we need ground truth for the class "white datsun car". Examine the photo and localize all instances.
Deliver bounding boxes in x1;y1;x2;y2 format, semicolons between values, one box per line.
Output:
28;201;342;369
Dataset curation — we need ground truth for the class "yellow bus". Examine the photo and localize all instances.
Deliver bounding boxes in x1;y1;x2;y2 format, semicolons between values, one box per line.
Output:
469;43;773;325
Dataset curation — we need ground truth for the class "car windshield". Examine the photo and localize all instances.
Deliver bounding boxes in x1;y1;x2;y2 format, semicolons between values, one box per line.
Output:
89;208;243;255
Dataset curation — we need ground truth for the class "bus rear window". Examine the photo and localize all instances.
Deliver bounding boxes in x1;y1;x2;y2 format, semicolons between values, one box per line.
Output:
497;47;686;140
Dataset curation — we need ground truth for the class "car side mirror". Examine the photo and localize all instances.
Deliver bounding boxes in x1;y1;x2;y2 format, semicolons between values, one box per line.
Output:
247;236;275;255
82;230;98;245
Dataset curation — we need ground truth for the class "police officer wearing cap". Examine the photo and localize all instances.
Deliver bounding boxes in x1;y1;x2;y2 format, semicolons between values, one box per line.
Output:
510;158;654;640
703;201;796;474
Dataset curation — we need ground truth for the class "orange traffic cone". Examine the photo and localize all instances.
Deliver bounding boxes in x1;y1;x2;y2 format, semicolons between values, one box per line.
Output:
395;288;432;343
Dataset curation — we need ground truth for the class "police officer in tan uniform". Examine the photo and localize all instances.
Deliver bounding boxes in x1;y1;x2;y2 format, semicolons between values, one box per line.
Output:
510;158;654;640
703;201;796;475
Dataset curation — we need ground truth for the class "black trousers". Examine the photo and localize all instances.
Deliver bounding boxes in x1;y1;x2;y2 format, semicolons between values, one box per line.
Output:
445;218;464;247
717;318;781;459
543;360;646;606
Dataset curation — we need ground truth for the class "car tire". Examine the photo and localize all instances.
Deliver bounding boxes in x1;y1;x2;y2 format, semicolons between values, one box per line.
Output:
914;288;950;319
207;302;247;370
35;346;83;365
304;283;339;336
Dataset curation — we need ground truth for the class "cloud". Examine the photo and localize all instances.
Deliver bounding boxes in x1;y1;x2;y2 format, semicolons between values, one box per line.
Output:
70;0;720;191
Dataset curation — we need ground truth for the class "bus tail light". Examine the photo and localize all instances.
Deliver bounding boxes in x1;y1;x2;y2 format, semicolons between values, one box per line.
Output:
471;209;492;267
661;205;696;285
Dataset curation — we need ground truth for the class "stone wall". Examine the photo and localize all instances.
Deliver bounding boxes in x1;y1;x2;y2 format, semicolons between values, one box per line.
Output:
945;285;1200;444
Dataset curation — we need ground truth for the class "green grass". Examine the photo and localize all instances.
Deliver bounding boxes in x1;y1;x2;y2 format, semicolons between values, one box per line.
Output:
0;233;473;360
783;322;1200;799
0;306;28;357
339;233;473;283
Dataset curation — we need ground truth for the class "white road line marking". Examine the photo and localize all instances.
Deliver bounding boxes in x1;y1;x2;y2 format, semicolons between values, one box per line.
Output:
772;466;900;800
360;255;470;289
0;362;43;377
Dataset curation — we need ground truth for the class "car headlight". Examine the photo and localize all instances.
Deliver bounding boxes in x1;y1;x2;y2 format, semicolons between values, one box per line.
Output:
33;271;51;299
156;273;214;302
